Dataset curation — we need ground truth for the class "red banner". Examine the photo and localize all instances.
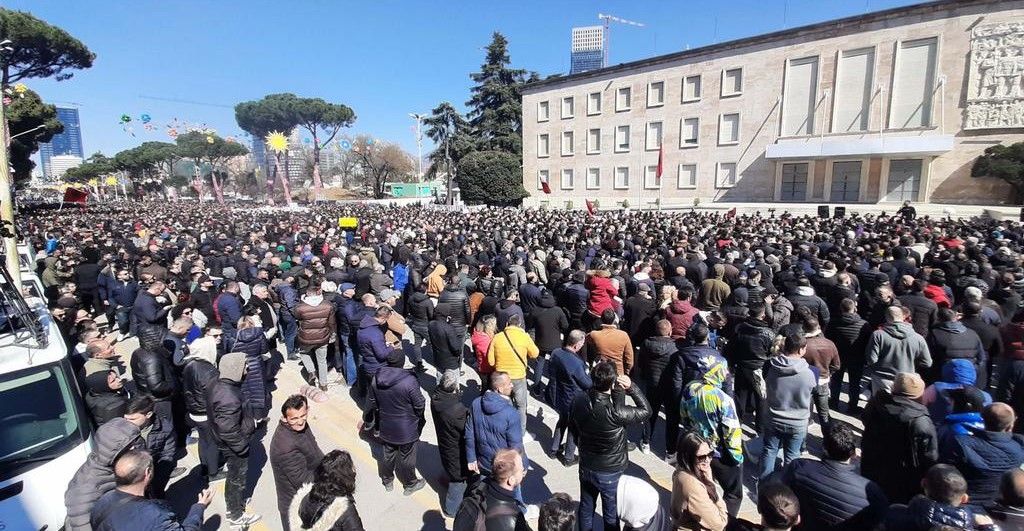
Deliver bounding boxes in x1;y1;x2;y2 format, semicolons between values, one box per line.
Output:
62;188;89;204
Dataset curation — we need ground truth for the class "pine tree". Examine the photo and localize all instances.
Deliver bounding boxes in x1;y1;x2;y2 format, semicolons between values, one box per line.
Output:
465;32;535;155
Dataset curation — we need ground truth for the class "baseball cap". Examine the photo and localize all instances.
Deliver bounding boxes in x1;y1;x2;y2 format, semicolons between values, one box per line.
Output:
893;372;925;399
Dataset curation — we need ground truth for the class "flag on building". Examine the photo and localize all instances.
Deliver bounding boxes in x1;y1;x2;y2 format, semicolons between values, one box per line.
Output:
541;172;551;194
726;207;737;218
656;144;664;180
585;199;595;216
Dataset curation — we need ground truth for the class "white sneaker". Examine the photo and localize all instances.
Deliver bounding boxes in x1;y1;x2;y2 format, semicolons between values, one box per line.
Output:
227;513;261;528
522;433;534;443
524;504;540;520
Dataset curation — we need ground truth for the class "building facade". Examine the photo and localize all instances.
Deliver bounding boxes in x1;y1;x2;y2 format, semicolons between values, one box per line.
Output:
571;26;605;75
39;107;84;180
522;0;1024;208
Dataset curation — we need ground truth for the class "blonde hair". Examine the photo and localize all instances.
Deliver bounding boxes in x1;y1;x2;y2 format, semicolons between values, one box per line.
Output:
475;314;497;336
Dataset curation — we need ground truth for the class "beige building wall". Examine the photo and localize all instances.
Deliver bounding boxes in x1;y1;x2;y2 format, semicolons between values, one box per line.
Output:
522;0;1024;209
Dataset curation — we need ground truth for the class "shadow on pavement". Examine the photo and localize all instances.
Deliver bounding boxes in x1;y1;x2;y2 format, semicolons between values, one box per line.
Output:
421;509;448;530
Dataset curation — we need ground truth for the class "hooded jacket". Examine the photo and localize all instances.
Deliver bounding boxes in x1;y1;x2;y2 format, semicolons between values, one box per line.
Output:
83;371;129;426
681;359;743;465
923;359;993;422
728;317;775;372
357;315;392;376
861;391;938;504
927;321;985;383
431;388;470;481
697;264;730;310
205;352;255;456
234;326;270;418
665;299;700;340
64;418;144;531
530;292;569;352
182;336;219;419
367;366;425;446
405;292;434;324
866;321;931;385
789;286;831;327
288;484;364;531
425;264;447;298
764;355;816;429
465;391;523;474
586;272;618;316
494;299;524;331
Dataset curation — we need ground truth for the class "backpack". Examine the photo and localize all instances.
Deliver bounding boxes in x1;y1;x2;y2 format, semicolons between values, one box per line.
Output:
452;481;519;531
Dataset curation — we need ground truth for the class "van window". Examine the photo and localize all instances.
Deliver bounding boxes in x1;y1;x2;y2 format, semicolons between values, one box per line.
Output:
0;361;86;482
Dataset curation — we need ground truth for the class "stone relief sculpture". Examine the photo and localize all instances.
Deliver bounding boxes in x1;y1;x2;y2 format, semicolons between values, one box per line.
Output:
966;21;1024;129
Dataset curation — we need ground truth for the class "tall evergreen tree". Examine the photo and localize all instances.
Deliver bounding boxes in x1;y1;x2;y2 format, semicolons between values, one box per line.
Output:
465;32;534;155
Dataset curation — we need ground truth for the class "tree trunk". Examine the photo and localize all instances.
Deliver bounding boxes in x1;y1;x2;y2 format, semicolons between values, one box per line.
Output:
1013;181;1024;205
211;173;225;205
312;134;324;201
277;153;293;206
265;157;277;205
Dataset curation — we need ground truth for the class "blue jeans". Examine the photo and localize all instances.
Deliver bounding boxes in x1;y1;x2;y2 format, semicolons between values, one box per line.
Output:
578;467;622;531
280;314;297;355
443;480;467;518
758;423;807;479
114;305;133;335
338;336;357;385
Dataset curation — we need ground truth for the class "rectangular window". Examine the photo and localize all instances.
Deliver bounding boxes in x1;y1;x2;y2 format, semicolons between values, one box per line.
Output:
537;169;548;191
586;167;601;189
683;75;702;102
614;166;630;189
830;161;862;202
615;125;631;152
647;81;665;107
678;163;697;189
885;159;923;202
680;117;699;148
833;48;875;132
561;131;574;156
719;113;740;145
783;56;819;136
587;92;602;115
538;101;549;122
891;37;937;128
646;122;663;150
587;128;601;154
561;96;575;119
780;162;809;201
722;68;743;97
561;168;574;190
717;162;737;188
616;87;632;111
537;134;549;158
644;164;661;189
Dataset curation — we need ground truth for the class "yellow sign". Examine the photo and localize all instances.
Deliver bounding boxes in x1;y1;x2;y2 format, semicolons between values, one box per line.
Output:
87;178;98;186
338;217;358;229
104;176;117;186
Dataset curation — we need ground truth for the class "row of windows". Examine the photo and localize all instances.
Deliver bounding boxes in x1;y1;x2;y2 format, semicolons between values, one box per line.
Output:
536;114;740;157
536;67;743;122
539;36;940;135
538;162;738;191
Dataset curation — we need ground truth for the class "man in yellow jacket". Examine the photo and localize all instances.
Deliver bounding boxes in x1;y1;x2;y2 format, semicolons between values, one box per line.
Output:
487;313;540;441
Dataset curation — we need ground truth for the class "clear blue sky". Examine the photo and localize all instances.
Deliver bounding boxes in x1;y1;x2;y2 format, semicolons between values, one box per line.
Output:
8;0;923;160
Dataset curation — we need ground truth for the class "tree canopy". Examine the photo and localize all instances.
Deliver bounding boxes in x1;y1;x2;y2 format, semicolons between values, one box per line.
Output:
175;132;248;203
456;150;527;206
0;9;94;85
973;142;1024;204
465;32;535;155
288;95;356;196
6;87;62;182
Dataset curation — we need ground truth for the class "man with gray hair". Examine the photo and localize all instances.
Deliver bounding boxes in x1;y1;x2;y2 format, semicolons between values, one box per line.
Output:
431;369;470;516
90;449;212;529
866;304;931;394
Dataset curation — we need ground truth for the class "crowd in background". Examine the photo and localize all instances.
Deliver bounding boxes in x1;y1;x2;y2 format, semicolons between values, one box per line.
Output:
26;200;1024;530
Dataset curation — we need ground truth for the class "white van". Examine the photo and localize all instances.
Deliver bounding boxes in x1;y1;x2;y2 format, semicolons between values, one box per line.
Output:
0;265;90;530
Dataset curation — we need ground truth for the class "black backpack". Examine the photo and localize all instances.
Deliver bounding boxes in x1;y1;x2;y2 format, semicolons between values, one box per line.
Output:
452;481;519;531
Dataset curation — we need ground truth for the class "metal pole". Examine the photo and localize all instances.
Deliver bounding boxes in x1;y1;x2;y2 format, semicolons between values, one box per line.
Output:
0;89;21;286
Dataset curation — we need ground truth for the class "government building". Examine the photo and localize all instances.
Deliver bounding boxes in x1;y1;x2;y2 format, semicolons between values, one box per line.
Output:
521;0;1024;209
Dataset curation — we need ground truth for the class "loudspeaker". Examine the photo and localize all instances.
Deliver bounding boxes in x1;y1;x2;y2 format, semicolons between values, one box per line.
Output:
834;206;846;218
818;205;829;218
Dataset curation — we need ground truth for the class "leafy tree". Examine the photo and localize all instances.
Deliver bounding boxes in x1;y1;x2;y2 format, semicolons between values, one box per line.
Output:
112;141;179;197
287;96;355;199
235;93;299;205
6;87;62;182
465;32;535;155
456;150;527;206
64;152;114;198
972;142;1024;204
424;101;472;204
348;135;415;199
175;132;248;204
0;9;94;86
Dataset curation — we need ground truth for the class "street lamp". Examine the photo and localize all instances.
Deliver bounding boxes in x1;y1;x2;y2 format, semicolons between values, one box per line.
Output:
408;112;426;182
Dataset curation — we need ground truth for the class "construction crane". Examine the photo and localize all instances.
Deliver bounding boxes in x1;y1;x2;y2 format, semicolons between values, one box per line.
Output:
598;13;645;67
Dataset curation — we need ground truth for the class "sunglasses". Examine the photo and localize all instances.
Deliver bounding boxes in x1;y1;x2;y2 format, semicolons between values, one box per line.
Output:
696;452;714;462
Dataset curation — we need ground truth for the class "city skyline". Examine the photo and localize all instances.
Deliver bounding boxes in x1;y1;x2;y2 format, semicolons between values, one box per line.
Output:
7;0;922;162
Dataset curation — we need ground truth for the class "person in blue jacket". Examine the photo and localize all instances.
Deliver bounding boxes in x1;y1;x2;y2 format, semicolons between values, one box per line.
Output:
465;371;527;477
548;330;591;466
357;305;394;398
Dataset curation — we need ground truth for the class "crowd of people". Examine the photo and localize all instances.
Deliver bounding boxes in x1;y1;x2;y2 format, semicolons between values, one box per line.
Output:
29;199;1024;530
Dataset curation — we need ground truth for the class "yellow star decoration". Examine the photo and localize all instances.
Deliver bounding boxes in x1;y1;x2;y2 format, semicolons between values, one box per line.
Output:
206;135;215;144
105;176;118;186
13;83;27;94
265;131;289;153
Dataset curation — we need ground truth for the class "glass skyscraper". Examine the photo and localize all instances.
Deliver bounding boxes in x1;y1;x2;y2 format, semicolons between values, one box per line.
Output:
39;107;84;179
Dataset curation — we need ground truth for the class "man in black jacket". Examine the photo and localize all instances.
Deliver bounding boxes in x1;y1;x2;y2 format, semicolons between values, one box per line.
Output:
826;298;872;414
453;448;531;531
270;394;324;531
570;360;651;531
432;369;471;518
123;396;179;498
131;280;172;350
638;319;676;454
528;291;569;398
861;372;938;504
181;336;222;486
771;421;889;531
727;303;775;433
206;351;261;527
129;343;181;487
429;315;463;379
436;276;471;346
898;278;938;337
928;308;987;386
